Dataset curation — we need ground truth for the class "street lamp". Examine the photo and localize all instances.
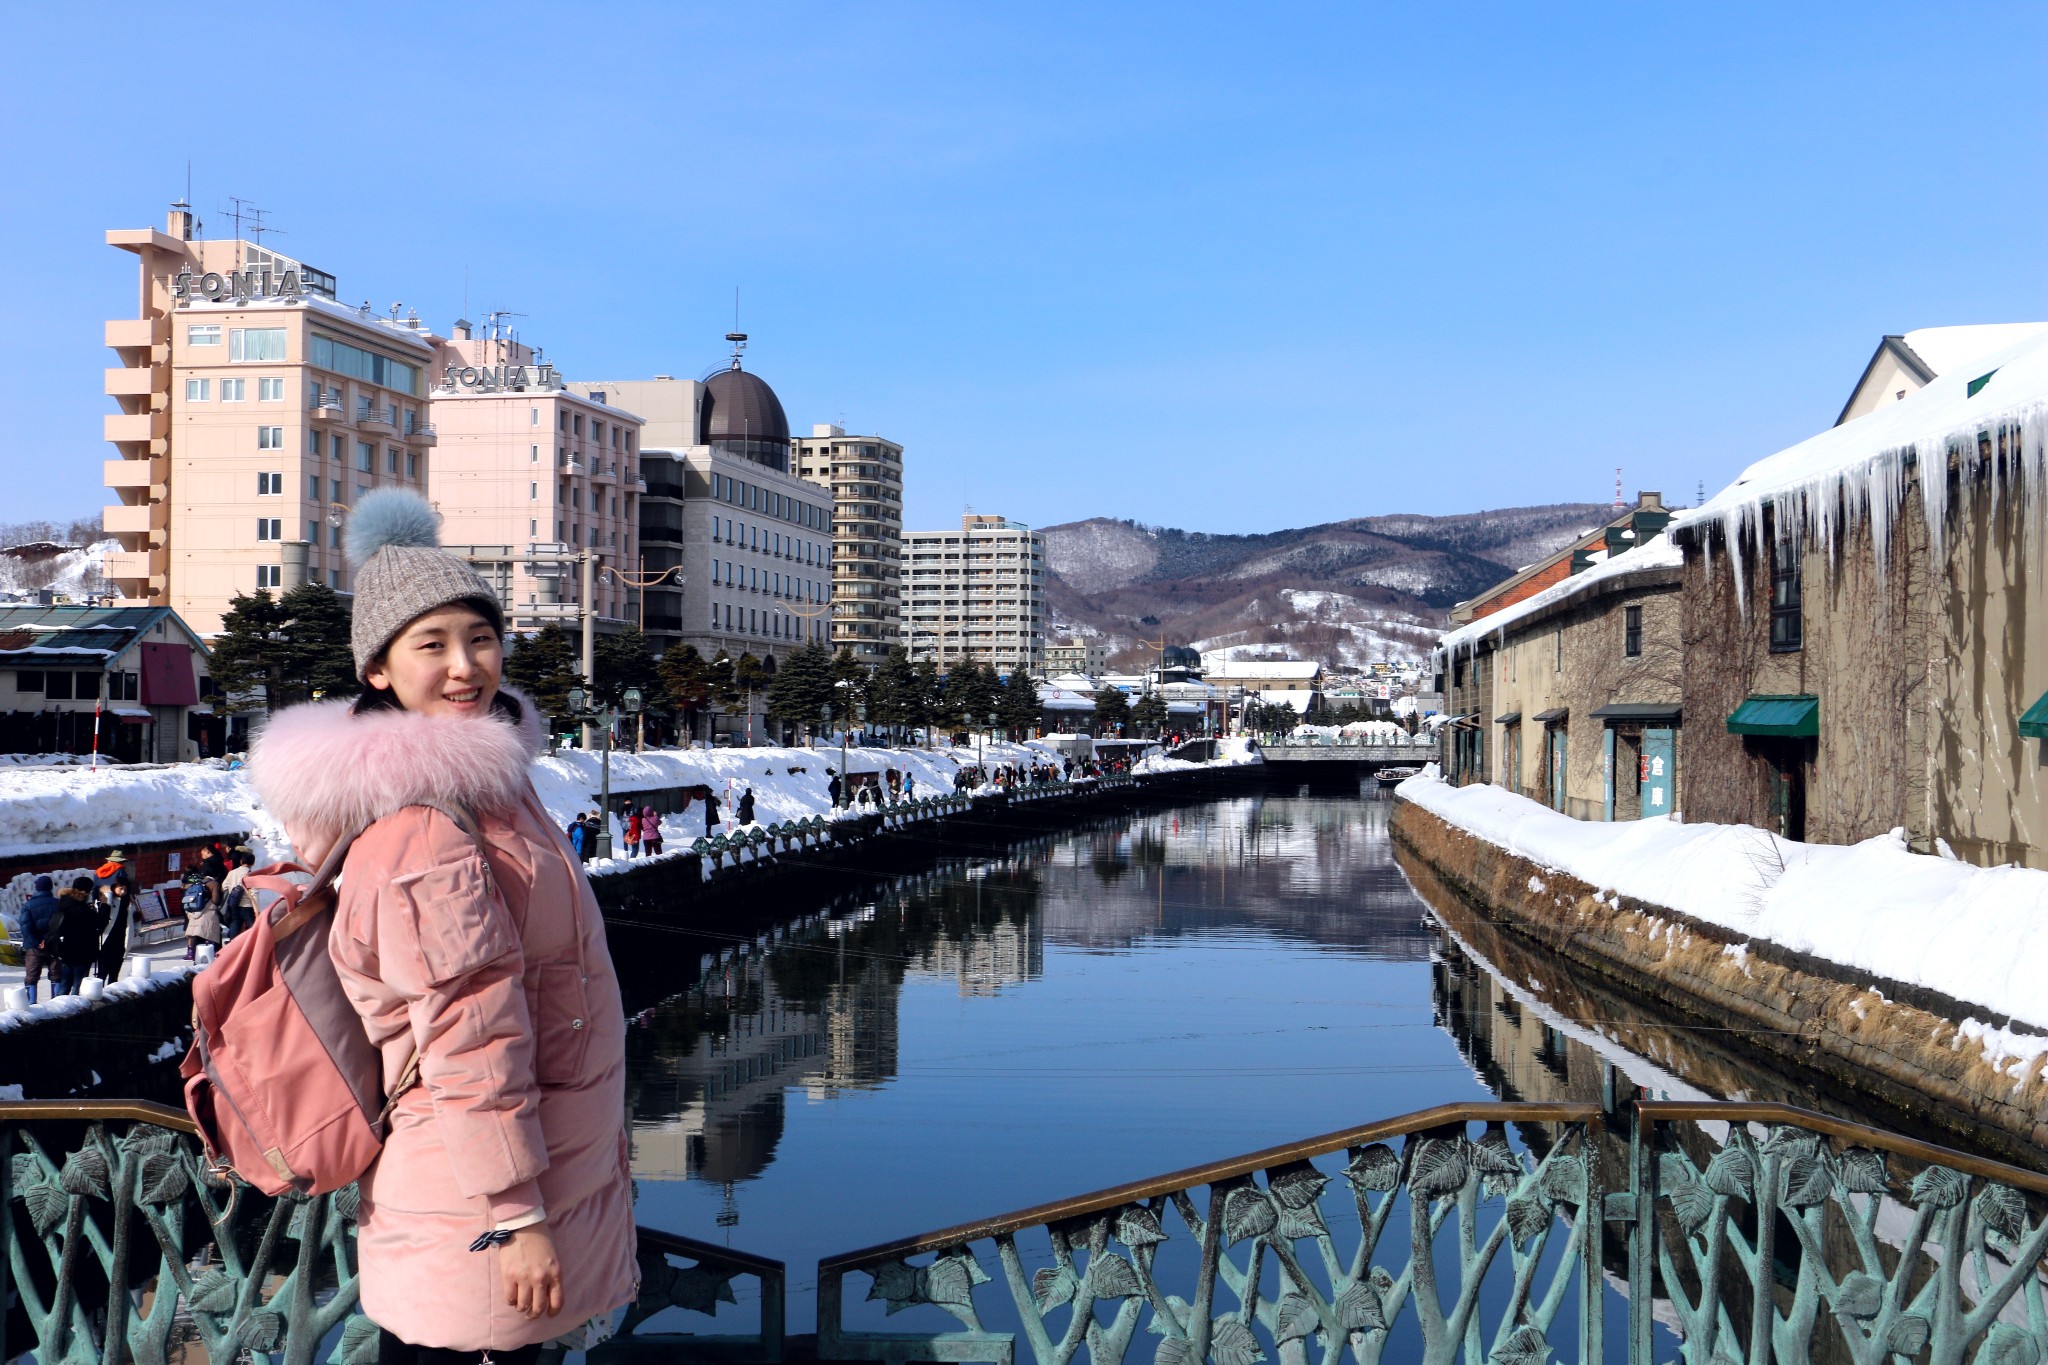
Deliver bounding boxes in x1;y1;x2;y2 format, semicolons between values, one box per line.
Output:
566;685;642;858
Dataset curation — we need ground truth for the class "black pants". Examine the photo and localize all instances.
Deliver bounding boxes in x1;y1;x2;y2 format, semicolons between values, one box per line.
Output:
377;1332;543;1365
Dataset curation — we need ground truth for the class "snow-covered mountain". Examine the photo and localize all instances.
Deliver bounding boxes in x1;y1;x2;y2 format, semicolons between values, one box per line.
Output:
0;539;114;601
1043;503;1607;668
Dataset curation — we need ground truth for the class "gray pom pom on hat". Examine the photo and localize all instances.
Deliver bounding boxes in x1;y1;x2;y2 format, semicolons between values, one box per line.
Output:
346;488;506;680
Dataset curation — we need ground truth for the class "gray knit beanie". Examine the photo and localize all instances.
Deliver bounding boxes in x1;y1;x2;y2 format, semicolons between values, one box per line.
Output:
345;489;506;680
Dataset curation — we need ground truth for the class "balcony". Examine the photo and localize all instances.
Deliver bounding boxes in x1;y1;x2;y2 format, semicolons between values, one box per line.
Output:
104;317;168;353
357;405;398;434
406;423;437;447
308;399;346;424
103;365;162;399
104;411;167;444
103;548;167;583
103;457;165;490
101;503;163;536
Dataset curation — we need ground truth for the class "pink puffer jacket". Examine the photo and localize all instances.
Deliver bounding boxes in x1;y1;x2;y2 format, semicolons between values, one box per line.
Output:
249;688;636;1351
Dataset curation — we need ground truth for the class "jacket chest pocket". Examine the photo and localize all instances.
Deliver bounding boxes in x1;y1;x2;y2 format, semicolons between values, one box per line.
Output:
532;962;592;1087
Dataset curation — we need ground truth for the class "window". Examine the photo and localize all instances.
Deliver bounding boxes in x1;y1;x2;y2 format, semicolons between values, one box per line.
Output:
257;425;283;449
230;328;287;362
531;482;539;501
530;519;537;536
307;474;322;500
187;324;221;347
406;452;418;479
185;378;211;402
257;472;283;495
15;670;42;692
531;407;539;426
307;431;320;456
219;377;245;401
45;672;75;701
329;569;340;588
357;441;375;472
309;334;417;394
573;415;583;436
256;518;282;541
1624;605;1643;657
386;448;399;474
331;435;345;461
1770;539;1802;651
530;444;539;462
331;479;342;501
257;565;282;588
306;519;320;543
259;377;284;402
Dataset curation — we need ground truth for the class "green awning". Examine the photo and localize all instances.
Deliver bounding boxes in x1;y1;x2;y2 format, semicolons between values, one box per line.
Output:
1726;694;1819;738
2021;691;2048;740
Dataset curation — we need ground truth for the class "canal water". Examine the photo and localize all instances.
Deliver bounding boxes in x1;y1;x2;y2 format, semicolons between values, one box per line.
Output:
616;785;1865;1332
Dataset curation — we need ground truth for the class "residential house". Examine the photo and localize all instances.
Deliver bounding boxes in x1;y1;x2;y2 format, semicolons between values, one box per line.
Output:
0;605;217;762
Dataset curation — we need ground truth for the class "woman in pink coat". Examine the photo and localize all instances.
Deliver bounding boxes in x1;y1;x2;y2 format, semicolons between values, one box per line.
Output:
249;490;635;1365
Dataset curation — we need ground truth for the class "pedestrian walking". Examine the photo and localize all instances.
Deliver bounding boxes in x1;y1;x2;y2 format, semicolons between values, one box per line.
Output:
54;877;106;996
702;788;720;836
181;863;222;961
18;875;59;1001
92;850;135;983
826;768;842;808
622;804;642;858
220;848;255;941
245;486;634;1363
736;788;755;826
904;772;915;800
640;806;662;856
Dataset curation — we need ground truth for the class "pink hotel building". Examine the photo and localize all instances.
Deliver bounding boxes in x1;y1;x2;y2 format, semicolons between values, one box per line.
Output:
103;205;640;637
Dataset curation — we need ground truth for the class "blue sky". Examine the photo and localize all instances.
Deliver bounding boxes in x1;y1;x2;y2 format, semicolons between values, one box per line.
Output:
4;2;2042;534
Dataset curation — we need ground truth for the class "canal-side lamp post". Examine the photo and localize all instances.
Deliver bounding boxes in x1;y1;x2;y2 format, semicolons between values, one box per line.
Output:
567;685;642;857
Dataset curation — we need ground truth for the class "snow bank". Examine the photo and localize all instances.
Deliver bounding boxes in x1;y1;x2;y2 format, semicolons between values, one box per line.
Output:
0;761;280;863
1131;736;1263;774
1398;772;2048;1033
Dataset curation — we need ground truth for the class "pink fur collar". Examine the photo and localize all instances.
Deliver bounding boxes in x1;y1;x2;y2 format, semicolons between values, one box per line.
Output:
248;687;545;851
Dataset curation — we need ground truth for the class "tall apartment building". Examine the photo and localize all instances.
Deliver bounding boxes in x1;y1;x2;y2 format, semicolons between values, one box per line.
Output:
616;362;833;659
427;323;644;633
792;425;904;663
1043;639;1109;677
104;203;436;633
903;514;1047;675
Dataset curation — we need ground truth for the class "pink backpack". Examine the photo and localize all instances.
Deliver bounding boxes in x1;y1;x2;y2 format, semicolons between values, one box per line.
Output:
180;804;476;1196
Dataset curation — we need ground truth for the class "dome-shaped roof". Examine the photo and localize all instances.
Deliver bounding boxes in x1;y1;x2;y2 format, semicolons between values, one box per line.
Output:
700;367;789;449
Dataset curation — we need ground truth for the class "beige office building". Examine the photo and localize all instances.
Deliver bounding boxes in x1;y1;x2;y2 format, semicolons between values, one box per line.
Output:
793;425;904;662
903;514;1046;674
104;204;436;633
427;324;644;633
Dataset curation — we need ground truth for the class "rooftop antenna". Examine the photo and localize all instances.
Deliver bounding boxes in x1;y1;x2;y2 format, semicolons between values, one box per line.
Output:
1697;478;1706;507
1613;467;1624;510
726;287;747;370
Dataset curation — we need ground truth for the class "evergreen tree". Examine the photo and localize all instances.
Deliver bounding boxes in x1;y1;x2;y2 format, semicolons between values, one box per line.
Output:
946;659;1000;730
1131;692;1169;737
1092;685;1131;735
502;624;586;730
998;667;1041;738
866;646;918;734
656;645;714;741
593;626;658;708
766;642;835;735
208;591;288;714
908;658;942;741
276;582;359;704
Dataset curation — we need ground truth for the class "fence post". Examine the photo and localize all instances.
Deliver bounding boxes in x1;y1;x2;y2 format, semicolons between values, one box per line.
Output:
1627;1110;1654;1363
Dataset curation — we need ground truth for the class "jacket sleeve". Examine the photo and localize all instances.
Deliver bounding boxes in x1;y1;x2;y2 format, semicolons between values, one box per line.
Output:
354;808;549;1209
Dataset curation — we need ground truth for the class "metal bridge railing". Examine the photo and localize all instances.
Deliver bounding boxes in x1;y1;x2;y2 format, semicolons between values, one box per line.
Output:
815;1100;2048;1365
0;1101;783;1365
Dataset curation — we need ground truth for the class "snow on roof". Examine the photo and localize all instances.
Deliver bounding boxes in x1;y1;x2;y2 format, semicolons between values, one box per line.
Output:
1437;532;1682;660
1036;685;1095;711
1208;659;1320;680
1674;326;2048;610
1898;323;2048;378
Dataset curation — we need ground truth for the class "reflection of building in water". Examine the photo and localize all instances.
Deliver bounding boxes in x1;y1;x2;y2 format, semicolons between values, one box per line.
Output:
628;949;830;1186
910;907;1043;997
1034;796;1433;958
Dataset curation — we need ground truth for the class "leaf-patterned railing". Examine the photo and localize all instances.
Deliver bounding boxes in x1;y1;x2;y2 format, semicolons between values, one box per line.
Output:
1629;1101;2048;1365
815;1102;1607;1365
0;1101;784;1365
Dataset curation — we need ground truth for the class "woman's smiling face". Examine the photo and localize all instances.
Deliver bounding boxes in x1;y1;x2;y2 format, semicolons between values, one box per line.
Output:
364;604;503;718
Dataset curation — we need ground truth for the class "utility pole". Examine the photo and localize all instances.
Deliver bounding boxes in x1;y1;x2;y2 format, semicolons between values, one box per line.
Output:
580;551;596;750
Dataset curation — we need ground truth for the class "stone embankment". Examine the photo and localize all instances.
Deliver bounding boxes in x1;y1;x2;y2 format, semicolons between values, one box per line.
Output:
1391;797;2048;1167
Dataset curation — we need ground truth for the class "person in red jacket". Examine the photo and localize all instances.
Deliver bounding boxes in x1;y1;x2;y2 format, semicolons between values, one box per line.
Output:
249;490;633;1365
